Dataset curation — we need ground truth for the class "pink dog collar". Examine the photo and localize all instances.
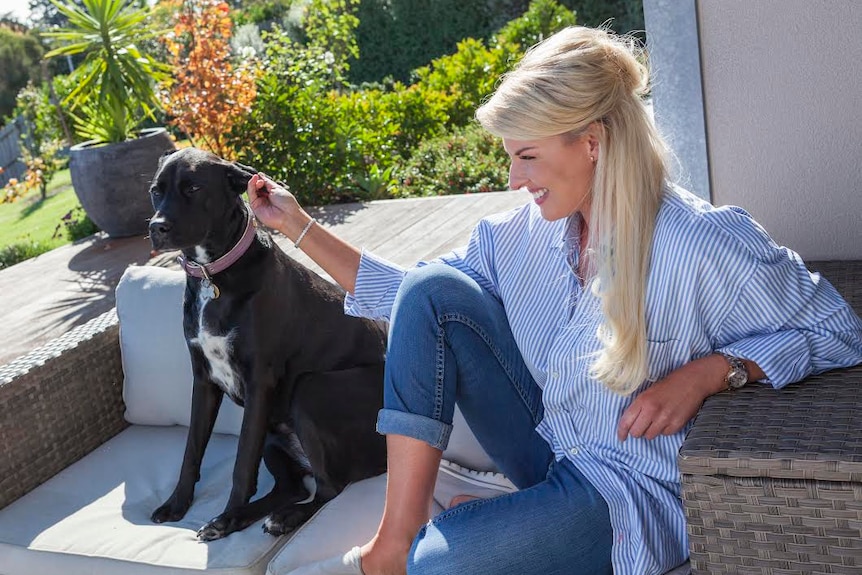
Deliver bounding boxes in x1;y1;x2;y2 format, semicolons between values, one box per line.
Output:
178;212;257;280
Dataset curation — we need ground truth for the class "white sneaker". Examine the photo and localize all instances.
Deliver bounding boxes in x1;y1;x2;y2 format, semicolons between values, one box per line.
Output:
287;546;364;575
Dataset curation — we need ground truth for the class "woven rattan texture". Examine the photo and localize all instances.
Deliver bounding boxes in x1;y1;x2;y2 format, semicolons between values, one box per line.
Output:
681;261;862;574
684;475;862;574
0;309;127;509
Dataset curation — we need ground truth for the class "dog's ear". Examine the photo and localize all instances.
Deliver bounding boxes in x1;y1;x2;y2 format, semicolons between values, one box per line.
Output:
225;161;255;194
232;161;258;176
157;148;177;168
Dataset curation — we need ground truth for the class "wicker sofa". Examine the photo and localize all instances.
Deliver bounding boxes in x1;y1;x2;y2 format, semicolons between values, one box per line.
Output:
0;260;859;574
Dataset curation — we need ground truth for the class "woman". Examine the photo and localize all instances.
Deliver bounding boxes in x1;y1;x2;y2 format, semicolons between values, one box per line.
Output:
248;26;862;575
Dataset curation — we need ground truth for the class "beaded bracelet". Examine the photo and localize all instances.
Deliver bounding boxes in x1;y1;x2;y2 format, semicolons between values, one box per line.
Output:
294;218;316;249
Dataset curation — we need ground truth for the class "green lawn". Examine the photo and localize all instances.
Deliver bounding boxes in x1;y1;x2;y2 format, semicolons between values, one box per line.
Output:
0;169;82;250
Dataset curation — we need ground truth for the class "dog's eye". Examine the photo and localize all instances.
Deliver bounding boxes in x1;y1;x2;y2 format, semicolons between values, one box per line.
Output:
150;186;163;198
183;184;201;195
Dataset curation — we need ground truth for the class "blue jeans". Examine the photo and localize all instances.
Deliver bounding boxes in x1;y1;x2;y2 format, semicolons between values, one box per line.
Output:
377;264;613;575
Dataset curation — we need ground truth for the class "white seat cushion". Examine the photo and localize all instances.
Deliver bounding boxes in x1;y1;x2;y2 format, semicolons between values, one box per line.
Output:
265;475;387;575
267;460;516;575
0;426;288;575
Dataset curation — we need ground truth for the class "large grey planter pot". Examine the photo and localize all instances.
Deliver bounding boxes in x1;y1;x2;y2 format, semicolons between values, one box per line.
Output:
69;128;176;238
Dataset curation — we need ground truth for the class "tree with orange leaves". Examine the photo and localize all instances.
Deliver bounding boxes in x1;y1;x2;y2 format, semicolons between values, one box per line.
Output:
160;0;258;159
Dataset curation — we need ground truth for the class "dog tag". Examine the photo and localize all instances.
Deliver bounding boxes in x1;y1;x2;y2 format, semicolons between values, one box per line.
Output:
201;278;220;300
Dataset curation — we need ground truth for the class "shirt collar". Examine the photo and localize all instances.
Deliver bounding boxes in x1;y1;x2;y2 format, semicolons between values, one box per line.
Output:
551;212;583;253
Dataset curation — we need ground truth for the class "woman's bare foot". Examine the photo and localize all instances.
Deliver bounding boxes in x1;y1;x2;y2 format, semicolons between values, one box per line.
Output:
359;534;414;575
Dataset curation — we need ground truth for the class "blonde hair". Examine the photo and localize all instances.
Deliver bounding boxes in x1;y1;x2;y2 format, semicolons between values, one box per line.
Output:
476;26;668;395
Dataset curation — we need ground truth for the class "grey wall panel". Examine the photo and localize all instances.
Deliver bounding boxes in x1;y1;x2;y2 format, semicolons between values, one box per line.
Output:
697;0;862;259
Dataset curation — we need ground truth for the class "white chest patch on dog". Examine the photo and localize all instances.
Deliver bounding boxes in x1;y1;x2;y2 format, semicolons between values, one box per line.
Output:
189;291;241;400
197;329;239;398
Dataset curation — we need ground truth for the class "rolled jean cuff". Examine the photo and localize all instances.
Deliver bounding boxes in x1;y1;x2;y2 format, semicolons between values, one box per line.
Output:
377;408;453;451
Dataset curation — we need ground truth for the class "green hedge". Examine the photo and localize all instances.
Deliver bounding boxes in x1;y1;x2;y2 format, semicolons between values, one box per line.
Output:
351;0;528;84
350;0;643;84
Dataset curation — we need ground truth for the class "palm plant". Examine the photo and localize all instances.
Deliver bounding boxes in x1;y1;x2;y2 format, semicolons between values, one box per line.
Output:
42;0;169;143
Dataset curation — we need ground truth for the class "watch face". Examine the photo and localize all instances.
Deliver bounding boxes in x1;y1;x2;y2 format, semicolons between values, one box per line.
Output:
722;354;748;389
727;369;747;389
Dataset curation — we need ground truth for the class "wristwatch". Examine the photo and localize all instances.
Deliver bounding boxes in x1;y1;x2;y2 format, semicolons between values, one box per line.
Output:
721;353;749;390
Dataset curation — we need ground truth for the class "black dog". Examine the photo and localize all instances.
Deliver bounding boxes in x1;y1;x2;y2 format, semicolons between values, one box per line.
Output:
147;147;388;540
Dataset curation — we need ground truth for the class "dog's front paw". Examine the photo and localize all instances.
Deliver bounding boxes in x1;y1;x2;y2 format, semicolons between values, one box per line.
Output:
151;493;193;524
197;518;229;541
197;513;248;541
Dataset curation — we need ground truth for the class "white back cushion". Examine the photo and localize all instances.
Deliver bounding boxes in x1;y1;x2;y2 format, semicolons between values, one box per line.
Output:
116;265;244;435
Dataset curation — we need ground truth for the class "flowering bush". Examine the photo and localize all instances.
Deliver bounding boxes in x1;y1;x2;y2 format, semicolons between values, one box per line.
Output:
159;0;259;159
0;169;21;203
2;82;66;203
0;150;62;204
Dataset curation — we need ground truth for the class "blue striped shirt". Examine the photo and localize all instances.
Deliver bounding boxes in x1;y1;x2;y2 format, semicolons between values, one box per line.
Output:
344;185;862;574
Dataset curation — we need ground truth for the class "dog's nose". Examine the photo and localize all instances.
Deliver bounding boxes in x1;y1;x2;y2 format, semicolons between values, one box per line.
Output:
148;217;174;250
149;219;172;236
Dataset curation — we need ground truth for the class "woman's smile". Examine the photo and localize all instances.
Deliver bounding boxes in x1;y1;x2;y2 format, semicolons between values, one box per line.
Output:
530;187;549;204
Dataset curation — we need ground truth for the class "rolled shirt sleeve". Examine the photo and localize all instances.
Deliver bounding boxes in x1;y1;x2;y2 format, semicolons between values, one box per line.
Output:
711;209;862;388
344;216;507;321
344;249;408;320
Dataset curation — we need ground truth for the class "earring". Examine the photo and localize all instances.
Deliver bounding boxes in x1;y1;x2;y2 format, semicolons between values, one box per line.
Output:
589;155;596;163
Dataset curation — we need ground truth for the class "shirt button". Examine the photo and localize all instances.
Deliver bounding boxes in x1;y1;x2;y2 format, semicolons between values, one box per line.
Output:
569;447;580;456
551;371;560;378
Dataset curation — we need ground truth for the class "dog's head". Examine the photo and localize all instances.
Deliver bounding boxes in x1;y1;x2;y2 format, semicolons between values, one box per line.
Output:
148;147;255;252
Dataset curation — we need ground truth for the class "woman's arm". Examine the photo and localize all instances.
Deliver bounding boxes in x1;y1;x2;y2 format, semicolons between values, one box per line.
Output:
248;173;506;322
247;173;362;294
616;207;862;442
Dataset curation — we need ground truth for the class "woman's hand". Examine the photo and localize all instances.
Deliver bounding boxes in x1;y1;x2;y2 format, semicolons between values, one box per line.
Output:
616;354;731;442
247;173;304;236
247;171;362;293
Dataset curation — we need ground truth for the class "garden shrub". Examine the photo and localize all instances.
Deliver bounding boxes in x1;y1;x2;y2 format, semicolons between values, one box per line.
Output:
160;0;259;159
497;0;579;48
303;0;359;87
411;38;519;128
231;23;267;58
0;239;54;270
394;122;509;198
8;82;66;201
239;34;451;205
236;0;454;205
54;206;100;241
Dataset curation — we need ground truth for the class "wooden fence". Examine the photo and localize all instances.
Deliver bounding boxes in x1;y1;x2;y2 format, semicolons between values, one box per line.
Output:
0;117;25;188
